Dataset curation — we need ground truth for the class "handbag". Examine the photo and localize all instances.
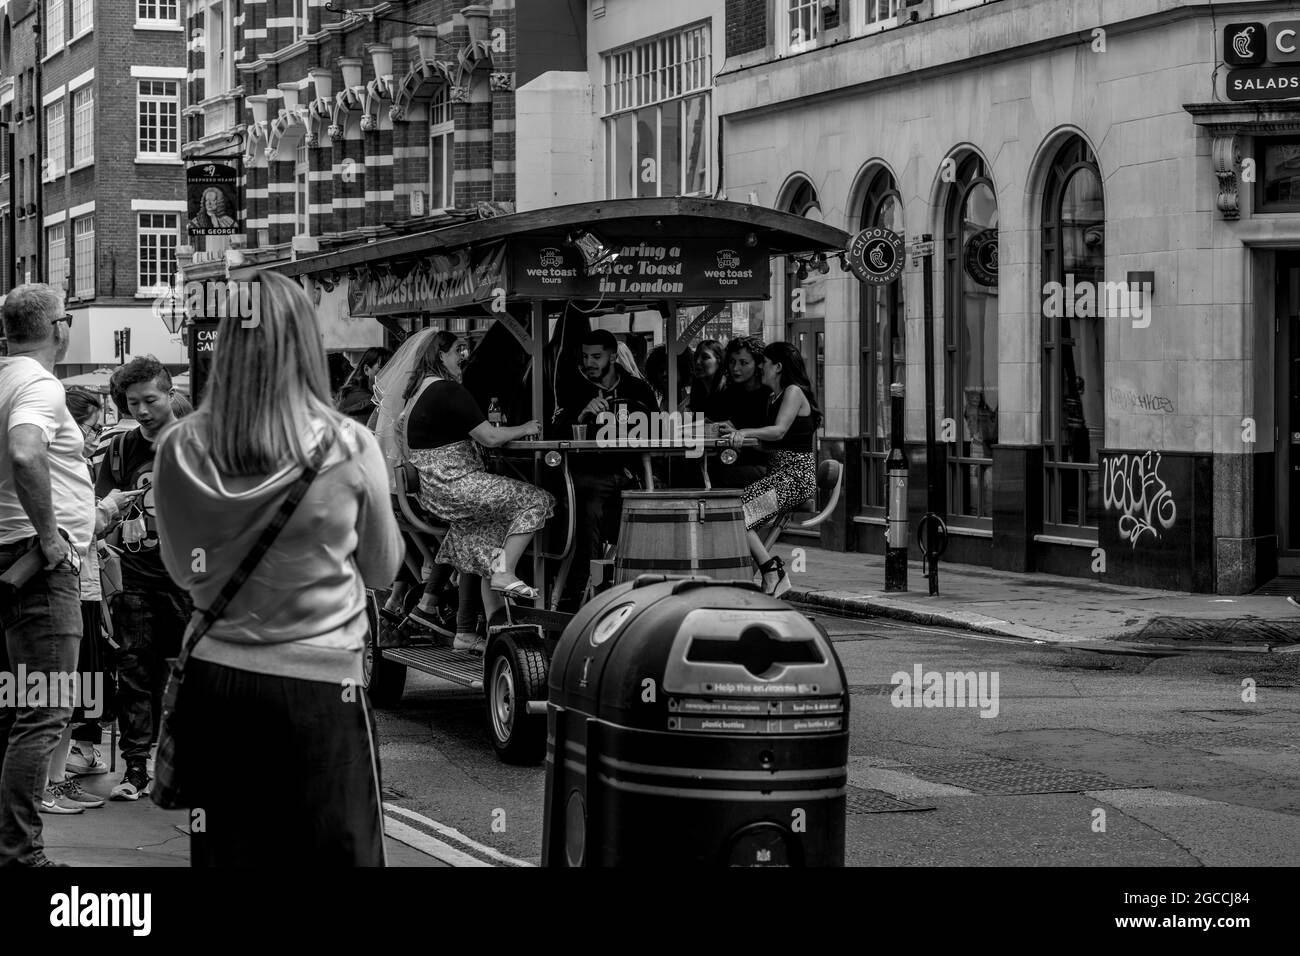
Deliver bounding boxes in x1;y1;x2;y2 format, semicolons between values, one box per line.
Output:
151;431;335;810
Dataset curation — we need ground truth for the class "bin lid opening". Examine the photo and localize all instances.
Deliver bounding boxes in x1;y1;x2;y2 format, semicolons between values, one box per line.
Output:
686;625;825;679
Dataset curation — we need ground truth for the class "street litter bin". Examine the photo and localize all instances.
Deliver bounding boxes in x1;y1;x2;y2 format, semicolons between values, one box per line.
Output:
541;575;848;867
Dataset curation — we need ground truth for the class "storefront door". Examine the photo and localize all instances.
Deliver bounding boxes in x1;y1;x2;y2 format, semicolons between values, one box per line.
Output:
1277;254;1300;573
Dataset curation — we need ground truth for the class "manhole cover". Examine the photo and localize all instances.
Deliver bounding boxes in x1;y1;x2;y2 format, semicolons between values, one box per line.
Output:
900;759;1126;795
844;787;935;814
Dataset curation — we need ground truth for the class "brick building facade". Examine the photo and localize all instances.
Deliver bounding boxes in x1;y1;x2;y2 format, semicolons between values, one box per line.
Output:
178;0;585;350
1;0;188;371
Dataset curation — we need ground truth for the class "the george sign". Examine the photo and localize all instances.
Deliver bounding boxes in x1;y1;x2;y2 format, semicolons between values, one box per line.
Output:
347;243;507;315
845;227;905;285
186;163;240;236
510;238;770;300
1226;64;1300;101
963;228;999;286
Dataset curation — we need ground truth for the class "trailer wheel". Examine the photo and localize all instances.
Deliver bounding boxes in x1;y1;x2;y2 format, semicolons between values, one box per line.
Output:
485;630;548;765
365;592;408;708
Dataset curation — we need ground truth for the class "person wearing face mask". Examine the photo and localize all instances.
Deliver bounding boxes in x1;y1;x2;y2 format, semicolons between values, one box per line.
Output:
704;336;771;488
401;331;554;652
97;357;194;802
337;347;393;427
0;285;95;867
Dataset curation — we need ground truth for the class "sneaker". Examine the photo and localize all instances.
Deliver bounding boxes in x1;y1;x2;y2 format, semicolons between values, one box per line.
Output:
65;744;108;777
452;632;486;655
39;788;84;814
50;777;105;809
109;764;150;801
406;604;455;639
1287;596;1300;610
18;851;69;867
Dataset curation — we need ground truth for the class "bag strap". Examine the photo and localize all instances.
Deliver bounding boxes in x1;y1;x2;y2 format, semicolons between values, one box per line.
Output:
396;376;439;461
175;429;336;668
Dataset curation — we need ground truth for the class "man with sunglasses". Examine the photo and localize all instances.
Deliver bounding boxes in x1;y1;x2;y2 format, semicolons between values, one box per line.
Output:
0;286;94;867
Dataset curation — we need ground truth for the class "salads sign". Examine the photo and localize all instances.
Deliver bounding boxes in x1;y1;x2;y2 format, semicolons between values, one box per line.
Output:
511;238;770;299
1224;20;1300;100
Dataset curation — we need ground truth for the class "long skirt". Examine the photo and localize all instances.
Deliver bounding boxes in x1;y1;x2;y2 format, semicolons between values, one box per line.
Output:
185;658;386;867
411;440;555;577
741;450;816;531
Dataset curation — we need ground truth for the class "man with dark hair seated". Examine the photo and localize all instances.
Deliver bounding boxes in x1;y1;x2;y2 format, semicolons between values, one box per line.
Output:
554;329;659;610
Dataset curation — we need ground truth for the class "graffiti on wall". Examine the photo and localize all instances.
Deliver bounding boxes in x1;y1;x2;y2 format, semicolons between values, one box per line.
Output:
1102;451;1178;548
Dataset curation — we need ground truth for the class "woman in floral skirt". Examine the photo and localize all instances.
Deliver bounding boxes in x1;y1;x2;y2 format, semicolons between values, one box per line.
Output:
401;331;554;652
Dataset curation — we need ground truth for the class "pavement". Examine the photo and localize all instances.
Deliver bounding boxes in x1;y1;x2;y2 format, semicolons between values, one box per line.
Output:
779;541;1300;654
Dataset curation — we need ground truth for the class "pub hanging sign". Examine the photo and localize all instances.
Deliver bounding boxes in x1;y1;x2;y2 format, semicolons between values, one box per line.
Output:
1224;20;1300;101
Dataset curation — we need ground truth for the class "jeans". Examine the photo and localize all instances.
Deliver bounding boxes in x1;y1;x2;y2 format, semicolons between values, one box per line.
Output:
0;540;82;867
112;587;194;766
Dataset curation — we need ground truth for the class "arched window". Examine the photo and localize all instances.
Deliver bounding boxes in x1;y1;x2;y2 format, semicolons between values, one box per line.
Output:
858;168;903;512
1041;138;1104;531
943;154;998;521
784;178;826;418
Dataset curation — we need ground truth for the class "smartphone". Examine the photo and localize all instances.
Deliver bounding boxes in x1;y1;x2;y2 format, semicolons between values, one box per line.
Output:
119;489;148;501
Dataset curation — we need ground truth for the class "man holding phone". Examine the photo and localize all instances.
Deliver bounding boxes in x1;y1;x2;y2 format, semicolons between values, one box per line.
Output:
0;285;94;867
96;357;192;802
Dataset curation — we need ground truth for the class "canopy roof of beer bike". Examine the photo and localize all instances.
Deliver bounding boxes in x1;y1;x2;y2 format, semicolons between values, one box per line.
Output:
275;197;850;316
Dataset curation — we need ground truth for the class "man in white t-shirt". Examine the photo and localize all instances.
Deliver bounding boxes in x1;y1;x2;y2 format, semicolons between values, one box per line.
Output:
0;284;94;868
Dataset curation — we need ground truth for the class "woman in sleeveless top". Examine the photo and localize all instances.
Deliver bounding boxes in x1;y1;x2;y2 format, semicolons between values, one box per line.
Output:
402;331;554;651
719;341;820;597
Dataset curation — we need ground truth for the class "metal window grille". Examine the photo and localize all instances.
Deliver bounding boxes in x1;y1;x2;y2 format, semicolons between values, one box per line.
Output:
138;80;179;157
138;212;178;291
74;216;95;298
73;88;93;166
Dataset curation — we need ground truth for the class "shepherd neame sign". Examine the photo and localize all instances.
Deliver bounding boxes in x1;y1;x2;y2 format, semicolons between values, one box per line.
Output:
1224;20;1300;100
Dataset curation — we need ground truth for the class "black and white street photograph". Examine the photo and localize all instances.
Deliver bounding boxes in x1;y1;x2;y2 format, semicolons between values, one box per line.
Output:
0;0;1295;939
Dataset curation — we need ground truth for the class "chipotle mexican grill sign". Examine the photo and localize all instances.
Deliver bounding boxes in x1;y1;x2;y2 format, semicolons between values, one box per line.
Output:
510;238;770;300
347;243;507;315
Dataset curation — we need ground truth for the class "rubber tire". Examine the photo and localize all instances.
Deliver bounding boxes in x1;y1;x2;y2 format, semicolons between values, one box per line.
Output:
365;591;408;708
484;629;548;765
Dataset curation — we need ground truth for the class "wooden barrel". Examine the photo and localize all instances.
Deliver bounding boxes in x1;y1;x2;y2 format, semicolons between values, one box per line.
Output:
614;490;753;585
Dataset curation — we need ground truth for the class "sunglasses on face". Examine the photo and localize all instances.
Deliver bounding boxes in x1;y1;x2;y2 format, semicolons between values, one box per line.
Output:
54;314;74;329
79;421;103;438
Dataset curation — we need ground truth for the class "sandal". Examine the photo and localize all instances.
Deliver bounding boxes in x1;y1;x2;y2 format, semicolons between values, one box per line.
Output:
758;556;791;599
492;578;538;600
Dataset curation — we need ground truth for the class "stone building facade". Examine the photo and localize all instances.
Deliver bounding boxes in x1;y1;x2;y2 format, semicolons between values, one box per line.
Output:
713;0;1300;593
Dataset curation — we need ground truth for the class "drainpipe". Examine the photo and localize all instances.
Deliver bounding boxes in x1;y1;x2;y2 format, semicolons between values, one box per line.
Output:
33;4;43;280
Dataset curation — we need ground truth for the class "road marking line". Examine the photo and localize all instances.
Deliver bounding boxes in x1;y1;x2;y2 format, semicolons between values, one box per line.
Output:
385;802;536;867
384;817;492;867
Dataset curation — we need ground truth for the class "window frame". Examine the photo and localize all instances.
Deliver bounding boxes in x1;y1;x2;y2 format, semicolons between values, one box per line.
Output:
602;21;712;200
136;78;180;162
136;0;180;29
44;0;64;58
294;141;310;236
43;99;65;180
294;0;309;40
136;211;179;294
428;90;454;214
942;154;999;525
73;214;95;299
858;171;904;515
71;85;93;168
777;0;822;57
1254;135;1300;214
1041;138;1105;534
46;221;67;293
206;1;234;92
70;0;93;39
851;0;902;38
